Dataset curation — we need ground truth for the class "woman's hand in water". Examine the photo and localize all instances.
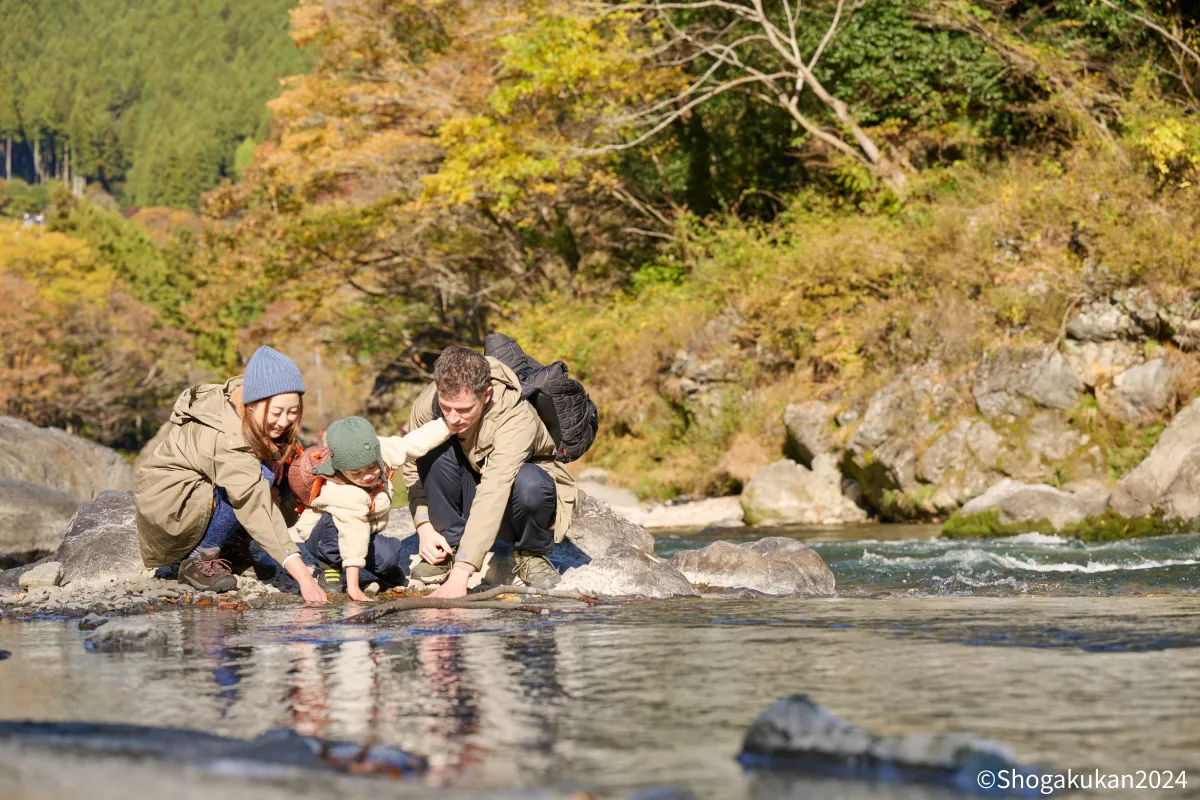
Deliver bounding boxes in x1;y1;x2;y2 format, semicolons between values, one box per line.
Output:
284;555;328;605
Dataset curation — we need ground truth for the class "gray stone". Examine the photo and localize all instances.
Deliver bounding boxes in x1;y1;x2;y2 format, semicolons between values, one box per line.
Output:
567;492;656;559
740;695;1037;782
1062;480;1112;517
835;408;859;427
55;491;147;588
783;400;836;467
1111;398;1200;520
1098;358;1176;422
558;545;697;598
84;622;168;652
78;613;109;631
915;418;1003;509
0;479;78;558
973;346;1082;419
669;538;835;596
18;561;62;590
1066;301;1137;342
1063;339;1144;389
959;479;1090;531
846;363;959;503
741;456;867;526
0;417;136;501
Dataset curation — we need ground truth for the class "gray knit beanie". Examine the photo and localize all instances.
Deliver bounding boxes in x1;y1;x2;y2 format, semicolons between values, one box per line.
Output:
314;416;385;477
242;346;306;404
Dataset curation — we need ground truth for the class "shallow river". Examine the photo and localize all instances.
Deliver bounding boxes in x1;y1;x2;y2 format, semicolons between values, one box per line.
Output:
2;525;1199;799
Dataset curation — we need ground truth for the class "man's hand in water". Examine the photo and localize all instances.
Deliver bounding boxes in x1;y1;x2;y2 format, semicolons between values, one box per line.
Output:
429;565;470;598
417;522;453;564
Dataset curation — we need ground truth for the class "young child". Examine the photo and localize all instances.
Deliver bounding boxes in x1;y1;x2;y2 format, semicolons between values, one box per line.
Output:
295;415;450;601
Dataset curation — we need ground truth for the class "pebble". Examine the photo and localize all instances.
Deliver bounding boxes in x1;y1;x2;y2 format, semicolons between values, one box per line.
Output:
0;649;10;660
84;622;168;653
78;613;109;631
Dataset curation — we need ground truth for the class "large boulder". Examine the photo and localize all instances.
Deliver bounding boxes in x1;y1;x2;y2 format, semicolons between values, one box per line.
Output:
845;364;958;501
972;345;1082;420
782;400;836;468
1097;358;1176;422
916;419;1004;512
956;479;1091;532
568;492;656;558
0;417;136;501
558;545;698;598
55;491;147;588
1066;300;1139;342
0;479;79;559
576;481;644;517
741;456;866;526
1110;398;1200;520
669;538;835;596
1063;339;1143;388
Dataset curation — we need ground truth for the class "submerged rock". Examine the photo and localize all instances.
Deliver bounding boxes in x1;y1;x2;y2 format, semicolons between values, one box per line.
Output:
559;545;698;599
1111;397;1200;521
670;538;835;596
0;649;9;660
56;491;146;588
0;479;78;560
0;417;136;501
84;621;168;652
738;695;1048;795
954;480;1091;533
18;561;62;590
741;457;866;526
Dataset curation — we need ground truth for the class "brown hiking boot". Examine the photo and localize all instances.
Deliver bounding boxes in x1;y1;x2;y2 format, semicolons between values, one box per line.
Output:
179;547;238;593
514;550;560;589
410;550;455;585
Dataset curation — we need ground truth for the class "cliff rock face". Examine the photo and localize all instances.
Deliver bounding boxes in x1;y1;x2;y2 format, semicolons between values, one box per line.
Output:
0;417;136;502
1110;398;1200;521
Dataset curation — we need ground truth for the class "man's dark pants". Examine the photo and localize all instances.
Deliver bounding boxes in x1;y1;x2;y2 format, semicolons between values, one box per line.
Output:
416;439;556;554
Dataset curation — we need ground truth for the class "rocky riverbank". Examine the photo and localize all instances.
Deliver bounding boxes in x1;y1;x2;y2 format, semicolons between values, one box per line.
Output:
582;289;1200;543
0;489;836;619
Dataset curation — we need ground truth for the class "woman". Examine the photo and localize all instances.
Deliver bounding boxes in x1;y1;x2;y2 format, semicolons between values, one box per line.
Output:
135;346;327;604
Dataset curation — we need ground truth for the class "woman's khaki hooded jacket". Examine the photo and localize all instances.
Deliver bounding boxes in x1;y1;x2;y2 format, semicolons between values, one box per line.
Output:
135;376;301;568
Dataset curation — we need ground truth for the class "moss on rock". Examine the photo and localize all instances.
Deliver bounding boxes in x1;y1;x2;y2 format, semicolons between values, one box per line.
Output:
940;508;1192;542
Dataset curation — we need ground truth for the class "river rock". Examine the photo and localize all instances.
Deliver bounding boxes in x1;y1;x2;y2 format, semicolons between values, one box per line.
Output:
84;621;168;652
627;497;745;530
915;419;1004;512
56;491;147;588
1110;397;1200;520
558;545;697;598
1097;358;1176;421
0;649;9;660
17;561;62;590
0;417;136;501
958;479;1090;531
0;479;79;559
669;538;835;596
972;346;1082;419
742;456;866;526
783;400;836;467
568;492;656;558
738;695;1045;788
1066;300;1138;342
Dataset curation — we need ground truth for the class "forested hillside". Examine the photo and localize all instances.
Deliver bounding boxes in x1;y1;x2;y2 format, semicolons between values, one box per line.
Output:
5;0;1200;517
0;0;308;207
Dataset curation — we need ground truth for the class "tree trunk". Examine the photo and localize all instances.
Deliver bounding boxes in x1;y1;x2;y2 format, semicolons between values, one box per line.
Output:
33;138;41;183
64;143;70;187
4;137;9;181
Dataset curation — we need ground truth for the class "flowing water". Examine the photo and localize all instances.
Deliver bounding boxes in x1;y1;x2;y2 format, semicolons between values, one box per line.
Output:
2;525;1199;799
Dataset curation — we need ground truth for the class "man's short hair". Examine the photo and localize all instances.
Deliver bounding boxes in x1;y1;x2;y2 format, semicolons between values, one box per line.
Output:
434;345;491;398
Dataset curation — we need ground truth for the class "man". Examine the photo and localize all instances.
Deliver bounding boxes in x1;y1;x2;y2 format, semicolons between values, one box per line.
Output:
405;345;578;598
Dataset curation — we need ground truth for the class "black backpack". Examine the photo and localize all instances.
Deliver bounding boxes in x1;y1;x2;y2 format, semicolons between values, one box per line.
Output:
432;334;599;463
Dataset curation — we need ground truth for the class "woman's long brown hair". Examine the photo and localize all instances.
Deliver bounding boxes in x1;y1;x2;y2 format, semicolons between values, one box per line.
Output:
242;395;304;468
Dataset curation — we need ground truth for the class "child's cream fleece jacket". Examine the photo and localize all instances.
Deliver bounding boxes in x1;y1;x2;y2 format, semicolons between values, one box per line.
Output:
295;418;450;568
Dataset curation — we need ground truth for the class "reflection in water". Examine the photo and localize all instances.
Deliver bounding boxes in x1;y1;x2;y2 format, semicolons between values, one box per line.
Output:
2;597;1200;799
